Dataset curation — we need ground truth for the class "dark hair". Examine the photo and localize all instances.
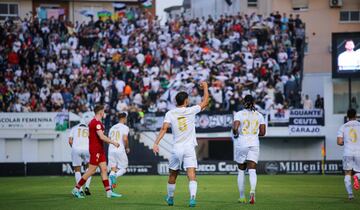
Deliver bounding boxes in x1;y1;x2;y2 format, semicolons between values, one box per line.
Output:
119;112;127;119
347;109;357;119
243;95;256;111
176;92;189;106
94;104;104;114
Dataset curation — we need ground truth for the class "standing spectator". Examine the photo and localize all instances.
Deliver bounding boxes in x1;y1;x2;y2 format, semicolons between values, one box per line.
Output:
315;94;324;109
302;95;313;109
277;48;288;75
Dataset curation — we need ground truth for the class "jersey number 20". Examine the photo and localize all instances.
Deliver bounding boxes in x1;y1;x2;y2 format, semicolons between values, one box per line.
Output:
110;131;121;142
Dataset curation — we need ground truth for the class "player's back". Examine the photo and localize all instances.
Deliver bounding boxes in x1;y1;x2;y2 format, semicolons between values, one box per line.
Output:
234;109;265;147
70;124;89;150
164;105;201;146
88;118;104;153
108;123;129;152
340;120;360;156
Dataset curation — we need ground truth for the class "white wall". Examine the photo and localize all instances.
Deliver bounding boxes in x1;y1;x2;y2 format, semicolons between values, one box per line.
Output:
0;129;71;163
302;72;345;160
191;0;241;19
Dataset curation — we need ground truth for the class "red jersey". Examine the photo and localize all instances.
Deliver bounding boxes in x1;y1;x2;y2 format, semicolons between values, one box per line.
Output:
88;118;105;154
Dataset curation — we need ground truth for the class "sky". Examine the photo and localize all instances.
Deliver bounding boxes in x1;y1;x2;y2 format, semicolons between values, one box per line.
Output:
156;0;183;24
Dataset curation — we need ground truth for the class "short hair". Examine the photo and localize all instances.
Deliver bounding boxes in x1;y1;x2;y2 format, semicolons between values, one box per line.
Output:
347;109;357;119
119;112;127;119
94;104;104;114
175;92;189;106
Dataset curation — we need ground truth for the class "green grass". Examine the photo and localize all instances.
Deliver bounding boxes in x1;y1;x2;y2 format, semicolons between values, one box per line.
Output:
0;175;359;210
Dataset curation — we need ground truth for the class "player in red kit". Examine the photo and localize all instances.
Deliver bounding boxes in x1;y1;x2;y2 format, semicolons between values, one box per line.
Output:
72;104;122;198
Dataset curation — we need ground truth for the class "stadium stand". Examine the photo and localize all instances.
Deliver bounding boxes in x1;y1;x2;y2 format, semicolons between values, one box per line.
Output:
0;9;305;116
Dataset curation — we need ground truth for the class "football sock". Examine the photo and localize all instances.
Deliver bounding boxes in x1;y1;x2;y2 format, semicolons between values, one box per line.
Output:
102;179;111;192
116;168;127;177
76;178;87;190
248;169;257;193
75;172;81;185
109;171;116;176
238;169;245;198
167;183;176;197
344;175;353;195
189;181;197;199
85;176;92;188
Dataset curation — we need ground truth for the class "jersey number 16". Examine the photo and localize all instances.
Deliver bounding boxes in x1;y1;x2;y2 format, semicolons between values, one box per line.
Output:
77;128;89;138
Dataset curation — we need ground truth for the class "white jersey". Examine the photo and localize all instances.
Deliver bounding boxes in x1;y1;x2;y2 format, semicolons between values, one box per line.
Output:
164;105;201;146
338;51;360;70
234;109;265;147
337;120;360;157
69;124;89;150
108;123;129;153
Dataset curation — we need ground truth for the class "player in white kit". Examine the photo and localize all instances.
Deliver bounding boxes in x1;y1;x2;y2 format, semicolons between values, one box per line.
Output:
68;115;93;196
152;82;209;207
108;112;130;191
337;109;360;200
232;95;266;204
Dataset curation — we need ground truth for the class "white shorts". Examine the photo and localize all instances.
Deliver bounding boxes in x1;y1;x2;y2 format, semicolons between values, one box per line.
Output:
343;156;360;172
234;146;259;164
108;151;128;169
71;149;90;167
169;145;197;171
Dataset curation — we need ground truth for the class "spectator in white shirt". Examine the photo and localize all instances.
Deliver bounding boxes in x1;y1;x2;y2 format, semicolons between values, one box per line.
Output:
277;48;288;75
51;89;64;107
302;95;313;109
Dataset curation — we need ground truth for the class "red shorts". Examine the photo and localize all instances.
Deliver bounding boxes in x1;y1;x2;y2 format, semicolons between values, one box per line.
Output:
89;152;106;165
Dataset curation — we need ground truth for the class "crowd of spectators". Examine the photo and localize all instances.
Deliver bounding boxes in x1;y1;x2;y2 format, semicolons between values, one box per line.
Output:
0;9;307;115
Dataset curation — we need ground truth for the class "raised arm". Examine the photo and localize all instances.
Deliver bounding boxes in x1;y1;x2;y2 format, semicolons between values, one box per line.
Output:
96;130;120;147
152;122;170;155
199;82;209;111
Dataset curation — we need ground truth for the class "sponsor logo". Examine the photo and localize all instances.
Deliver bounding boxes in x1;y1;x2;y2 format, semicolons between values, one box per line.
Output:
265;162;279;175
278;161;342;174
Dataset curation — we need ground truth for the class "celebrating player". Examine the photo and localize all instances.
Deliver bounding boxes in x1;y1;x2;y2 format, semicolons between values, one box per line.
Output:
152;81;209;207
108;112;130;190
68;114;93;196
337;108;360;200
232;95;266;204
71;104;122;198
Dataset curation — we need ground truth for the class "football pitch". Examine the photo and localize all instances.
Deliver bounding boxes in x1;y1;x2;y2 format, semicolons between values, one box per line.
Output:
0;175;359;210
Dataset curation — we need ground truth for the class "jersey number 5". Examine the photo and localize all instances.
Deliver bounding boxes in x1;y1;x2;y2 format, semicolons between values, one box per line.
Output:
177;117;188;132
77;128;89;138
349;128;357;143
242;120;259;135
